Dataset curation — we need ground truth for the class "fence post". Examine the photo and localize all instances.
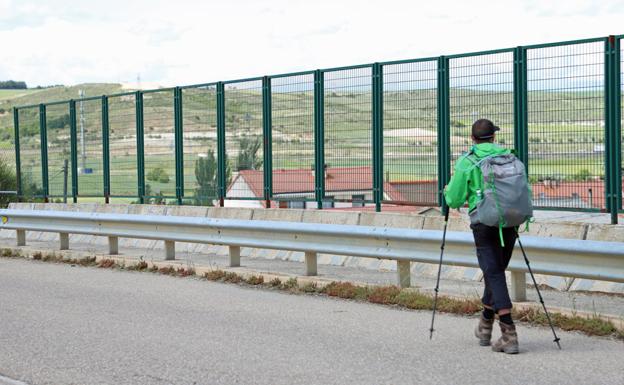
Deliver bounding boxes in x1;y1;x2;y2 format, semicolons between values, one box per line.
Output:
513;46;529;171
216;82;226;207
437;56;450;209
605;36;621;224
372;63;383;212
12;107;21;198
615;37;622;218
262;76;273;208
314;70;325;209
174;87;184;205
135;91;145;204
69;100;78;203
102;96;110;203
39;104;49;202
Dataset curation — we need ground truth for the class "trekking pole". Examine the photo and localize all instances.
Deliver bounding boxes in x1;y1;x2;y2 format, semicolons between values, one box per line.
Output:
429;205;450;339
515;232;562;349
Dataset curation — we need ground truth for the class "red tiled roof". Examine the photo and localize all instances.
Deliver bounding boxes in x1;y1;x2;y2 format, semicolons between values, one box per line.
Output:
230;166;405;202
530;181;624;209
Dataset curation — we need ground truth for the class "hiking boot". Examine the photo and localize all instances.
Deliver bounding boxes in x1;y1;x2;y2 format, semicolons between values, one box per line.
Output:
474;315;494;346
492;322;519;354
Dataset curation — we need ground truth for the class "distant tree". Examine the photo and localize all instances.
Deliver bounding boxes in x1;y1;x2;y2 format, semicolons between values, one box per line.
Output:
236;136;263;171
146;167;170;184
0;158;17;207
46;113;71;130
0;80;27;89
194;150;231;206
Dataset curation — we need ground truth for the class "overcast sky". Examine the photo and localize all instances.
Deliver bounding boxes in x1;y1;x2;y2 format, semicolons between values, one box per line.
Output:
0;0;623;87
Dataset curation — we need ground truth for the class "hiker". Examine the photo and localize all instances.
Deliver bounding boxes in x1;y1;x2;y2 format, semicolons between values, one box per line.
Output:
444;119;532;354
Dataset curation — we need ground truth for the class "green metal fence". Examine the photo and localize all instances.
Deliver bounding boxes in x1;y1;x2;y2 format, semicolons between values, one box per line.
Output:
8;34;624;223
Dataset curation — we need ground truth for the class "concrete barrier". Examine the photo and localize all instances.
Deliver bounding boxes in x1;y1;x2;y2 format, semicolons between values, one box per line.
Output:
251;208;304;222
301;210;360;225
585;223;624;242
207;207;254;220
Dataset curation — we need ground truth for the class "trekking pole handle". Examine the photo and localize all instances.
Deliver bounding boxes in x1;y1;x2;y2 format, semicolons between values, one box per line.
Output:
442;205;450;222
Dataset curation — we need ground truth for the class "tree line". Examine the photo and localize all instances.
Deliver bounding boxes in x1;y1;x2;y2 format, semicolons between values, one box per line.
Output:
0;80;27;89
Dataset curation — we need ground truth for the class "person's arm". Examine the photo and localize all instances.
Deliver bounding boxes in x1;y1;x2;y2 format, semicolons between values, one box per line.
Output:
444;161;469;209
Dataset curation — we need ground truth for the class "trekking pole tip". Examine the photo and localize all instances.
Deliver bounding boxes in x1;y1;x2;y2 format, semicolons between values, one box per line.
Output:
554;338;561;349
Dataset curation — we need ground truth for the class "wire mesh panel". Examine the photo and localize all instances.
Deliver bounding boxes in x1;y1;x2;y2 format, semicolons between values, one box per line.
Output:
526;42;605;209
45;103;72;198
142;90;176;198
181;85;218;205
223;80;264;202
323;67;373;206
16;107;42;197
76;99;103;196
382;61;438;205
448;52;515;166
108;93;137;197
270;74;315;206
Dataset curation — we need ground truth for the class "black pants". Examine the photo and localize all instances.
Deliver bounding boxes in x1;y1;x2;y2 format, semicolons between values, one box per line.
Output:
470;223;517;311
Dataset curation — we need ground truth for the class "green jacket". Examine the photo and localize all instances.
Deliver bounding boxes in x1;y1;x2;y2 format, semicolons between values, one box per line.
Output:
444;143;511;212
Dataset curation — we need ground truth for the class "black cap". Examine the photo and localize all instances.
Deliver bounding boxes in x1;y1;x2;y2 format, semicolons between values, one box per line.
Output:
472;119;500;140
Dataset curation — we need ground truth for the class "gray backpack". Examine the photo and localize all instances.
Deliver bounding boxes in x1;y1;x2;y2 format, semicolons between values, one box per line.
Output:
469;153;533;242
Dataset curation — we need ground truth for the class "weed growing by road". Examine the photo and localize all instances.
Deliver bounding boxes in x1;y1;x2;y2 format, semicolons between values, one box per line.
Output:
205;269;227;281
245;275;264;285
98;258;116;268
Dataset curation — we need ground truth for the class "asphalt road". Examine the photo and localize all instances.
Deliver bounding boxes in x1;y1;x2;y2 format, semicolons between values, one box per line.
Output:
0;258;622;385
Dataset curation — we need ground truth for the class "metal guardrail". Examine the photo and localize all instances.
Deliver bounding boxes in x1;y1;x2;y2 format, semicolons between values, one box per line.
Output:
0;209;623;301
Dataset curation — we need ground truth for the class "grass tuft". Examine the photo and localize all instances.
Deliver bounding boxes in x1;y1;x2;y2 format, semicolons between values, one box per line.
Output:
98;258;116;268
223;272;242;283
323;281;367;300
282;277;298;290
367;285;401;305
176;266;195;277
246;275;264;285
513;307;623;339
205;269;226;281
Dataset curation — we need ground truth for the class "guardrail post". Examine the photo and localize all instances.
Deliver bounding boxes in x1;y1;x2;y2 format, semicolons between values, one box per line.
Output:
69;100;78;203
59;232;69;250
372;63;384;212
396;260;411;288
108;236;118;255
314;70;325;209
135;91;145;204
216;82;226;207
13;107;21;199
102;96;111;203
304;251;317;276
437;57;450;209
510;271;527;301
174;87;184;205
229;246;241;267
16;230;25;246
164;240;175;260
39;104;49;202
262;76;273;208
